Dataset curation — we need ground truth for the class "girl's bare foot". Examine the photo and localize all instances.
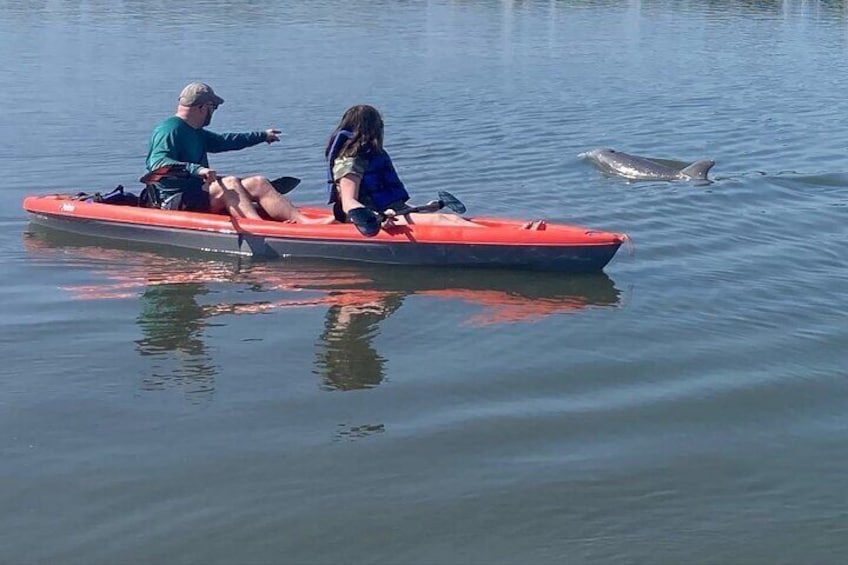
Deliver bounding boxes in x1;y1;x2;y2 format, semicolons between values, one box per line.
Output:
297;213;337;225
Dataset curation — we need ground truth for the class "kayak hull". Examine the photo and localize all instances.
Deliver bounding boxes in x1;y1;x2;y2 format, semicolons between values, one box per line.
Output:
23;195;625;272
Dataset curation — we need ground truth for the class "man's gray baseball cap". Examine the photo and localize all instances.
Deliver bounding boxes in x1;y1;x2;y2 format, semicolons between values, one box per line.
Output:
178;82;224;107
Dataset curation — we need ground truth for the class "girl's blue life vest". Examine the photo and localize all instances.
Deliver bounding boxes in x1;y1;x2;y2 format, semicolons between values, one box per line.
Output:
326;129;410;212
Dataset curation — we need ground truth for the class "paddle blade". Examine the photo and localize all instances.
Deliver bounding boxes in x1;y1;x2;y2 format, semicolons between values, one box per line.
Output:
347;207;381;237
437;190;466;214
270;176;301;194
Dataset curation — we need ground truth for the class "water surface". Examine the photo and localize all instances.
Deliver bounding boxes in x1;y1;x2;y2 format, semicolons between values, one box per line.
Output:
2;1;847;563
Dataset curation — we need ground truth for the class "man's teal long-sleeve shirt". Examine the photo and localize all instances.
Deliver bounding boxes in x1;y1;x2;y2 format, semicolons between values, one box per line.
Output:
145;116;266;195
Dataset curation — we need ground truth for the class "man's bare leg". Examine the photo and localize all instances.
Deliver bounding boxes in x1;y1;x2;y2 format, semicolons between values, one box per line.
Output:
242;176;334;224
208;177;263;219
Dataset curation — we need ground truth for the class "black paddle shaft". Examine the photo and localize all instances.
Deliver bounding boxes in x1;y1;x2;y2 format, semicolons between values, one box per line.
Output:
347;190;467;237
392;190;466;216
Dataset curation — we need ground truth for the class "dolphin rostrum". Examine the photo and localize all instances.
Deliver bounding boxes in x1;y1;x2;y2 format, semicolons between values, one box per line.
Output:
580;148;715;181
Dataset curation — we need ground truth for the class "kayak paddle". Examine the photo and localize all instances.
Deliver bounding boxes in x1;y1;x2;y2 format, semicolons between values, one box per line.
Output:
347;191;467;237
269;176;301;194
347;207;382;237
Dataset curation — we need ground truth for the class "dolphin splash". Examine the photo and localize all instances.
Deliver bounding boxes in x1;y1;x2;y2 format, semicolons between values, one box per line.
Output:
580;148;715;181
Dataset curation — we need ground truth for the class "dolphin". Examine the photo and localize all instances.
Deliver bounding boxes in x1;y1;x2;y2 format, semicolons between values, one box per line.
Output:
579;148;715;181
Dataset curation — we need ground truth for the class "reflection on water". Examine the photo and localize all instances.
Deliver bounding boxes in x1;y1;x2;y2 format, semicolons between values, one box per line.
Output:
334;422;386;442
136;282;218;400
315;292;404;391
24;228;622;395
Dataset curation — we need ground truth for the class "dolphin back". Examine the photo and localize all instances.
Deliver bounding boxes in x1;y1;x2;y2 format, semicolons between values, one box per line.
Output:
581;148;716;182
584;148;679;180
679;159;715;180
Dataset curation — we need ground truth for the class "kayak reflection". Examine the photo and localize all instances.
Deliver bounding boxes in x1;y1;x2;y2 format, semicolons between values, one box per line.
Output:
307;265;621;390
24;228;623;393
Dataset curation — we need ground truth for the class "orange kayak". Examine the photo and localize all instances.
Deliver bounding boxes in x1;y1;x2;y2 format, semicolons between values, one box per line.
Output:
23;193;626;272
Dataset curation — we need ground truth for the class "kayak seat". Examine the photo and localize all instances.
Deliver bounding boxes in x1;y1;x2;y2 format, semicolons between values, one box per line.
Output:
161;193;183;210
139;185;159;208
139;185;182;210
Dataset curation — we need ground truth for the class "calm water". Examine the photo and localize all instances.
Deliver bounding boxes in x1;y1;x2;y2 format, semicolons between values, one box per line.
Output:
2;1;848;563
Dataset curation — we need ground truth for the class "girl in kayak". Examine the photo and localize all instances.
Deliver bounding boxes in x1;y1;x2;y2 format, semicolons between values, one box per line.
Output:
324;105;483;228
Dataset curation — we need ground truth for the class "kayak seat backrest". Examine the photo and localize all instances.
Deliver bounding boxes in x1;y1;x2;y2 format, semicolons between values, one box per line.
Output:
139;164;190;209
326;129;353;204
326;129;354;223
139;185;159;208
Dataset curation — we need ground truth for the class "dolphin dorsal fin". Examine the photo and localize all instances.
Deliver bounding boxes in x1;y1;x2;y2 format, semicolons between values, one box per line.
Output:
680;159;715;180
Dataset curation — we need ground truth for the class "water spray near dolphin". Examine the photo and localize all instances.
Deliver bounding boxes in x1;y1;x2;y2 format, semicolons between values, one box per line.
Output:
580;148;715;182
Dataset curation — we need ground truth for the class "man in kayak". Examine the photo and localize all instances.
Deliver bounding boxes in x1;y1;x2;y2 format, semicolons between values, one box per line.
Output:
146;82;332;224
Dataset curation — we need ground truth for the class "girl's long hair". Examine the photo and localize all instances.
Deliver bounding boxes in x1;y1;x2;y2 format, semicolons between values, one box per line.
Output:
325;105;384;159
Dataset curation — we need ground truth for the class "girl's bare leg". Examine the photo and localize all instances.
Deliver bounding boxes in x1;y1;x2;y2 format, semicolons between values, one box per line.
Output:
392;212;484;228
